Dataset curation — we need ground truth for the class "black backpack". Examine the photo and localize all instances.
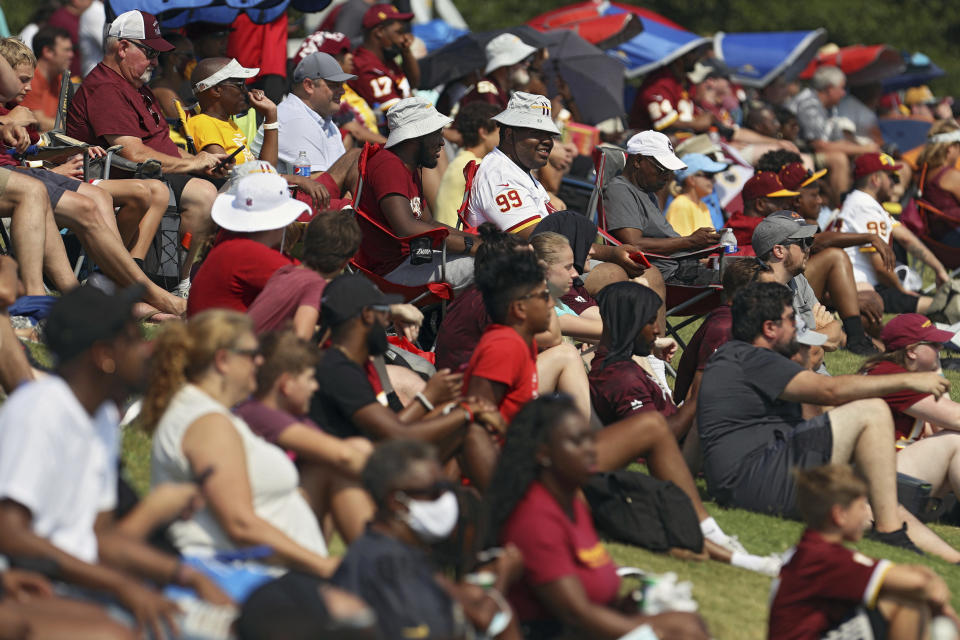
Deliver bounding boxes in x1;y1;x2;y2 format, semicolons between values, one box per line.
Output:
583;470;704;553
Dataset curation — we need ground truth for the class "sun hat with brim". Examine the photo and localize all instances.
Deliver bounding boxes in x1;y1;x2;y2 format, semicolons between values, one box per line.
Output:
108;10;174;52
484;33;537;75
194;58;260;93
624;130;687;171
225;161;280;193
881;313;957;351
752;210;817;258
742;171;799;202
492;91;560;135
212;173;309;233
778;162;827;191
674;153;728;184
385;97;454;149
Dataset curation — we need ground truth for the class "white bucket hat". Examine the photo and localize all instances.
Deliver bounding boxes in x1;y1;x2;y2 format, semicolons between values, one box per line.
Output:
211;173;309;232
484;33;537;75
384;97;453;149
491;91;560;135
625;131;687;171
194;58;260;93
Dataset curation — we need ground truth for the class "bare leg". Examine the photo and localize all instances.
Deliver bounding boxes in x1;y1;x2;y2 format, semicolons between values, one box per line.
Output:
178;177;217;281
805;247;861;319
460;423;499;491
536;343;591;419
896;432;960;498
583;261;628;296
299;461;374;544
98;179;168;260
324;147;361;197
385;364;426;407
0;314;33;393
0;172;63;295
878;597;927;640
17;597;136;640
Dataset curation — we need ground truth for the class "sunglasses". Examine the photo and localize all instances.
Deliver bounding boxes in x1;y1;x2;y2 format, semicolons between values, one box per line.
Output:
218;79;248;91
124;39;160;60
644;155;671;175
782;237;814;250
140;92;160;126
518;288;551;303
228;346;260;359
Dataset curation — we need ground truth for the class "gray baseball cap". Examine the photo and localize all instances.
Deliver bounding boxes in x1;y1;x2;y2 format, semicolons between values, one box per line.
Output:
752;210;817;258
293;52;356;84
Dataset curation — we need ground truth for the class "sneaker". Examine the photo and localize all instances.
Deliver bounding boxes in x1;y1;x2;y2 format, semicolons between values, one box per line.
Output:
867;522;923;554
845;335;880;356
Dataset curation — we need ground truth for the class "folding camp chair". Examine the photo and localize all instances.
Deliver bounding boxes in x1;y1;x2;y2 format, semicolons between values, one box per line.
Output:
349;143;455;308
589;145;724;350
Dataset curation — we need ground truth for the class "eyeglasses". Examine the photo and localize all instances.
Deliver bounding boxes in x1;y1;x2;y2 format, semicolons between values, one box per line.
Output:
518;288;551;302
124;39;160;60
644;155;671;175
228;346;260;359
396;480;456;501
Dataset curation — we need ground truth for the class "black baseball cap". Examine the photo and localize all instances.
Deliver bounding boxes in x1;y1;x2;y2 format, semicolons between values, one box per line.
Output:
45;284;145;364
320;274;403;328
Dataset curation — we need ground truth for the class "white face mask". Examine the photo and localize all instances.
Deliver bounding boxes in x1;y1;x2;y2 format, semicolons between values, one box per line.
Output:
398;490;459;544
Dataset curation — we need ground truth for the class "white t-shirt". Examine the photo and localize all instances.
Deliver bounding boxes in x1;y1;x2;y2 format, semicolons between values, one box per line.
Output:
835;189;898;287
466;147;554;233
151;384;327;558
251;93;346;174
0;376;118;563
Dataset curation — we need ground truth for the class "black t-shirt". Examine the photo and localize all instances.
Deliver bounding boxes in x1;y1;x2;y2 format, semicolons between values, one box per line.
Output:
696;340;805;498
331;527;460;640
310;348;380;439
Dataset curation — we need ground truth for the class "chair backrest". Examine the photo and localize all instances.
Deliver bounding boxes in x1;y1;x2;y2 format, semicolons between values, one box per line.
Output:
589;145;627;235
52;71;71;133
352;142;384;208
455;159;480;232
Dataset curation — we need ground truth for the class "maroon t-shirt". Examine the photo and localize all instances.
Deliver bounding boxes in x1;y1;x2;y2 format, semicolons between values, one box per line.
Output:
462;324;538;422
588;347;677;425
186;238;295;317
349;46;410;109
434;286;490;372
769;529;891;640
247;265;328;335
0;104;40;167
560;284;597;315
234;398;323;445
355;147;424;275
673;305;732;402
502;481;620;623
67;63;182;160
864;360;931;446
48;8;81;77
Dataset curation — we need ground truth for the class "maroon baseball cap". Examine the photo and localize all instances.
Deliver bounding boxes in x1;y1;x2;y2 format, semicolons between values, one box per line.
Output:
742;171;799;202
853;152;902;180
881;313;956;351
108;10;174;52
778;162;827;191
362;4;414;30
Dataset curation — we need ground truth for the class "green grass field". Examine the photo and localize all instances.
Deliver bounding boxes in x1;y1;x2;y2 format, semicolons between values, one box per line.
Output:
114;316;960;640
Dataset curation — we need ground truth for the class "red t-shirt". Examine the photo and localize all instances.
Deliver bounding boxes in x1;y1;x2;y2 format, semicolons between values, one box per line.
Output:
247;265;328;334
67;63;182;161
628;66;697;131
349;47;411;112
726;211;761;255
502;481;620;623
588;347;677;425
20;68;58;119
186;237;295;317
769;529;891;640
864;360;931;447
434;286;490;373
355;147;424;275
462;324;538;422
227;13;288;79
673;305;732;402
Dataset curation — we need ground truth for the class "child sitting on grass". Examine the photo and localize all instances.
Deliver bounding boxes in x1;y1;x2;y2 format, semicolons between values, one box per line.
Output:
769;464;959;640
234;330;374;542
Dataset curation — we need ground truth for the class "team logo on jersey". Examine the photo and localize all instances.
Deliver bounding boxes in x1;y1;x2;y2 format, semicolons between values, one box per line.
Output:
410;196;422;219
630;399;644;411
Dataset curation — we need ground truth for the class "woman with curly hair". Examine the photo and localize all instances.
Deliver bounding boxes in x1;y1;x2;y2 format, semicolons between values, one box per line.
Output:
483;395;709;640
916;119;960;246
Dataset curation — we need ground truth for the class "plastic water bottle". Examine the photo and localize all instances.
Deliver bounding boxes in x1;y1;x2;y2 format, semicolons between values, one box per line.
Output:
293;151;311;178
720;227;738;254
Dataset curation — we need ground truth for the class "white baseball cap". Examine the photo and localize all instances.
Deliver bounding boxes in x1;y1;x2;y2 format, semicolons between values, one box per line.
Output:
625;131;687;171
108;10;174;52
492;91;560;135
484;33;537;75
384;97;453;149
193;58;260;93
211;173;308;233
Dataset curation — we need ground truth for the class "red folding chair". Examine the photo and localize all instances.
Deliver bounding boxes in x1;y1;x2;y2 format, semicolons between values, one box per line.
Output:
906;164;960;275
455;160;480;233
348;143;455;307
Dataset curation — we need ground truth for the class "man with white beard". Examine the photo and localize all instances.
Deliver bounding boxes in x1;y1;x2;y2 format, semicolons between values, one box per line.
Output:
458;33;536;112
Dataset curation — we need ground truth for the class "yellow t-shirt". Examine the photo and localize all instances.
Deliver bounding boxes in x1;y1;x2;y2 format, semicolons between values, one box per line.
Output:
343;85;378;134
186;113;256;164
435;149;481;228
665;193;713;237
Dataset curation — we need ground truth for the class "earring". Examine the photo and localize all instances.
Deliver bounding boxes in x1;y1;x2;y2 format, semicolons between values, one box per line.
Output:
102;358;116;374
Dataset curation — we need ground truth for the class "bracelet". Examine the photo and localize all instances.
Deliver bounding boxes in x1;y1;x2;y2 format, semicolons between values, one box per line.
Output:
262;121;279;130
458;401;475;425
414;392;435;412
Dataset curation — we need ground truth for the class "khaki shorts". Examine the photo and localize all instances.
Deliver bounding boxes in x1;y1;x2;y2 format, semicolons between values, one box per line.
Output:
0;168;9;197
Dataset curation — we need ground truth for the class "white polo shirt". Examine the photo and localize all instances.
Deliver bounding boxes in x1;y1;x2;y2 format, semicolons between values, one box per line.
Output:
466;147;555;233
251;93;346;174
835;189;898;287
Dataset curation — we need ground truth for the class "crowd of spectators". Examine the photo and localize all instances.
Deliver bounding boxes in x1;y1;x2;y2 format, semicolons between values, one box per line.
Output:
2;1;960;638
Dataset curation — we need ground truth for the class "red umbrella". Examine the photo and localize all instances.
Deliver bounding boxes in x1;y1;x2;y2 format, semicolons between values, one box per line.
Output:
800;44;906;86
527;0;694;50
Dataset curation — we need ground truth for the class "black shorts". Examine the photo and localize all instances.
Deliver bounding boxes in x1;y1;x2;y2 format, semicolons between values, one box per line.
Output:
730;414;833;518
873;284;919;314
822;606;888;640
22;167;80;208
165;174;225;209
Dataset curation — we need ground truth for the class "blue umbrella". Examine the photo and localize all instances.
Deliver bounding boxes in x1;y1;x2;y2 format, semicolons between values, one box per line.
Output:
602;4;710;78
713;29;827;88
412;20;469;54
106;0;330;27
883;53;947;92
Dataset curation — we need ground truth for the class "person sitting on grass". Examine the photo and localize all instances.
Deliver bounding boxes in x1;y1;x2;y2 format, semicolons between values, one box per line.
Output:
235;331;375;543
769;464;959;640
697;281;960;562
484;395;711;640
247;209;361;339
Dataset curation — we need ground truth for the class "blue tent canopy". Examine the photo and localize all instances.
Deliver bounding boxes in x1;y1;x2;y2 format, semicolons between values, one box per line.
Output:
713;29;827;88
601;4;710;77
106;0;330;27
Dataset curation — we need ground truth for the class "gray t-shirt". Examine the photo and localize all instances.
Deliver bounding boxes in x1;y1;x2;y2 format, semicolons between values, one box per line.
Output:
603;175;679;238
789;274;817;331
837;95;879;138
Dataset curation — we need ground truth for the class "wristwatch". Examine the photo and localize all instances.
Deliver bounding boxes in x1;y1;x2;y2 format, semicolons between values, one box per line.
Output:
462;236;475;255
